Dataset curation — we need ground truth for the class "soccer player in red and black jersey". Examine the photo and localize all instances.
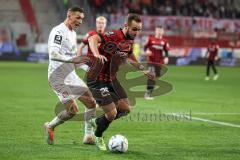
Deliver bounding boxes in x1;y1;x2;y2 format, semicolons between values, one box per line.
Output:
205;39;219;81
143;25;170;100
76;16;107;144
87;13;154;150
77;16;107;61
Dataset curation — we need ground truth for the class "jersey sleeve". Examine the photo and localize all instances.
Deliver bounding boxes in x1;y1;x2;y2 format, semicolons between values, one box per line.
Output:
164;41;170;51
48;29;71;61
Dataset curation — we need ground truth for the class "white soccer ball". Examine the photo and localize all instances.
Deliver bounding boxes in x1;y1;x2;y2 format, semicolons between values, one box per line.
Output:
108;134;128;153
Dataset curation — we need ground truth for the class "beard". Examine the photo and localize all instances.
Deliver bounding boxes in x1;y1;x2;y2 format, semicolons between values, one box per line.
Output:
126;31;135;40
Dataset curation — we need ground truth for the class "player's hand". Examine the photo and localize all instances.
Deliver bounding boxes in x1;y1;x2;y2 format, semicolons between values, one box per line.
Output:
215;57;219;61
72;56;90;64
94;54;108;64
164;57;169;64
146;49;152;56
143;70;155;80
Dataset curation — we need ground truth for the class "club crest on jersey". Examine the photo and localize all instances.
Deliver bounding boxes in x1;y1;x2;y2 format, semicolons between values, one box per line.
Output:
54;35;62;45
105;31;115;37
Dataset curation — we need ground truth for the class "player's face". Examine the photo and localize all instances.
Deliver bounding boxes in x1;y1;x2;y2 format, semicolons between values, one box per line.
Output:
127;21;142;40
155;27;164;37
96;19;106;33
69;12;84;30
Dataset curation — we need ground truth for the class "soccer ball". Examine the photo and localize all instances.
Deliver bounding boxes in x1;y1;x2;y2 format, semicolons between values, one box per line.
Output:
108;134;128;153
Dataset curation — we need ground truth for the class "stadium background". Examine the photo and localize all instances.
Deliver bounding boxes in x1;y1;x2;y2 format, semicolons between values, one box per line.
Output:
0;0;240;160
1;0;240;66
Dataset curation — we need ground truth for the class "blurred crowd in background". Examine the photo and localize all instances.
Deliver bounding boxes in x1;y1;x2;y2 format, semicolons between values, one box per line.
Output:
0;0;239;66
89;0;239;19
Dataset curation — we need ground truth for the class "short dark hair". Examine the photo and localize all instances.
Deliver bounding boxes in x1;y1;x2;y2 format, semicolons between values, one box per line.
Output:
125;13;142;25
68;6;84;13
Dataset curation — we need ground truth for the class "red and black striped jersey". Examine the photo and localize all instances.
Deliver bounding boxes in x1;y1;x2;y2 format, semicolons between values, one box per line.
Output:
88;29;134;82
144;35;170;64
207;43;219;61
82;30;98;58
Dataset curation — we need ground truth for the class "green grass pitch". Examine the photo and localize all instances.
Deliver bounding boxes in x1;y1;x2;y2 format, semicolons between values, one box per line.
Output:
0;62;239;160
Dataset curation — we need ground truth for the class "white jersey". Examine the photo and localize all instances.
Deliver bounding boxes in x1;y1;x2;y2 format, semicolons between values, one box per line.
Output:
48;22;77;79
47;23;87;103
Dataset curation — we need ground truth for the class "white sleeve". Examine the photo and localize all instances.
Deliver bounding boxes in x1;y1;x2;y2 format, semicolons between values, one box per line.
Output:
48;29;72;62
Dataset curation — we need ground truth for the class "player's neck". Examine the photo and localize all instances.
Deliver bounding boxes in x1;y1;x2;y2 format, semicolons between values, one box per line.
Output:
122;27;131;39
97;29;104;34
64;20;73;31
155;35;162;39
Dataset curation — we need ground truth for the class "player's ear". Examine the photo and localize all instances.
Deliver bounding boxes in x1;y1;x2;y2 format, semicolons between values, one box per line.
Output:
67;11;72;19
124;23;128;29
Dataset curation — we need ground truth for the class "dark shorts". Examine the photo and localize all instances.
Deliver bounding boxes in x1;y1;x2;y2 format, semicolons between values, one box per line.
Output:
148;64;161;77
87;79;127;106
207;60;215;65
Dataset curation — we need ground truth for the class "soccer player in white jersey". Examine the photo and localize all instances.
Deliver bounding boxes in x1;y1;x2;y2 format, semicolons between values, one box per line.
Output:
44;7;96;145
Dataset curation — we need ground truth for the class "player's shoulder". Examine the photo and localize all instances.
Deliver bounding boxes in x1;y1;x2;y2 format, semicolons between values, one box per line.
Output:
87;30;98;36
48;23;66;45
148;35;156;41
162;38;169;43
102;30;122;41
50;23;65;36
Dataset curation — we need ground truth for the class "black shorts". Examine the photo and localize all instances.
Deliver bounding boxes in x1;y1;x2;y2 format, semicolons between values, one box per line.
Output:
87;79;127;106
148;64;161;77
207;60;215;66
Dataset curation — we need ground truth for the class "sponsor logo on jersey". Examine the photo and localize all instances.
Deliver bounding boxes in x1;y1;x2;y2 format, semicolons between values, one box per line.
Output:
152;45;163;50
54;35;62;45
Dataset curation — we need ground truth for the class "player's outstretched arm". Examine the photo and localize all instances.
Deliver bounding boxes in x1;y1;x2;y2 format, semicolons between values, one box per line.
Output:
128;54;155;80
88;34;107;63
50;51;89;64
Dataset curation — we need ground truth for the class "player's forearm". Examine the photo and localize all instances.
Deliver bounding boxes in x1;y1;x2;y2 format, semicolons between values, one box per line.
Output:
131;61;145;71
88;35;101;56
128;57;145;72
129;59;155;80
128;55;154;79
50;51;75;63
